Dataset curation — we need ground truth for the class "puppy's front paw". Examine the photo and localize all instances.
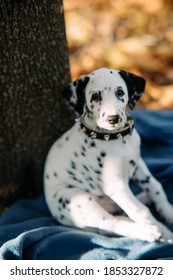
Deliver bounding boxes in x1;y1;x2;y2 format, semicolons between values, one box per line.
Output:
137;222;173;243
141;223;163;243
154;222;173;243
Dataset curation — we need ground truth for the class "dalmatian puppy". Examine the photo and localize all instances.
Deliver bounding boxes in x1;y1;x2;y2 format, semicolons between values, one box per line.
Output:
44;68;173;242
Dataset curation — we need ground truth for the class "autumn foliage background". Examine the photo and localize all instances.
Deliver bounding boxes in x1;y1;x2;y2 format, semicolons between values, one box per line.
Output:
64;0;173;109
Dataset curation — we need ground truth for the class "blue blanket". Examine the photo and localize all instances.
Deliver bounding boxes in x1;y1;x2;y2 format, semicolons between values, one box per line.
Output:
0;110;173;260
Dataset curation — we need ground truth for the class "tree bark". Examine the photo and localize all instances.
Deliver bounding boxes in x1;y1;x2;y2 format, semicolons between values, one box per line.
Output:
0;0;73;206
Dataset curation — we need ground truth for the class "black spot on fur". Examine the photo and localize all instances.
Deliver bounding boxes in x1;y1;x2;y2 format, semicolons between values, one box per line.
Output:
99;163;103;168
83;165;89;171
86;105;93;118
81;152;85;157
89;183;95;189
53;192;57;198
74;151;78;157
142;176;150;184
97;176;101;181
71;161;76;169
90;141;95;147
98;195;104;198
59;198;70;209
95;170;101;175
54;172;58;177
62;201;66;208
65;136;69;141
129;160;136;166
84;138;88;144
68;185;75;188
135;176;150;184
82;146;86;152
67;170;75;176
73;177;83;184
46;174;50;179
79;179;83;183
60;215;65;220
132;166;138;177
155;191;160;195
110;71;113;74
100;152;106;157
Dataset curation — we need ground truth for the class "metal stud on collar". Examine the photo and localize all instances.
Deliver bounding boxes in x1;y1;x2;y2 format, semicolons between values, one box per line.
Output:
90;131;97;139
104;134;110;141
78;126;86;133
128;119;134;135
117;133;123;140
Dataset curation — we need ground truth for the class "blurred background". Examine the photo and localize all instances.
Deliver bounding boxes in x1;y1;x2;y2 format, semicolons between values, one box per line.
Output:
64;0;173;109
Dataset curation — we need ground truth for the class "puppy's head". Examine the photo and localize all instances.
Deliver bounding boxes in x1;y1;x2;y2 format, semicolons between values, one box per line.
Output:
62;68;146;130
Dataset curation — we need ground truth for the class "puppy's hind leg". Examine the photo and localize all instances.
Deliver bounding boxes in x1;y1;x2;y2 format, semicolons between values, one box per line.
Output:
133;158;173;224
47;187;119;230
136;191;152;206
47;187;164;242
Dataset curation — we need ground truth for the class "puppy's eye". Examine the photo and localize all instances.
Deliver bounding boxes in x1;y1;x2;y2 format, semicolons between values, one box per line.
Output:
91;91;102;103
116;89;125;98
92;93;99;101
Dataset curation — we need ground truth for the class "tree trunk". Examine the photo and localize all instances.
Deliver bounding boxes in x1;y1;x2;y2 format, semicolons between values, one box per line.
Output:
0;0;73;206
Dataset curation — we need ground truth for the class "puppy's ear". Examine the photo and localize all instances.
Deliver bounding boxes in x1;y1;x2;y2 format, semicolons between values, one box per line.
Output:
62;75;90;116
119;70;146;109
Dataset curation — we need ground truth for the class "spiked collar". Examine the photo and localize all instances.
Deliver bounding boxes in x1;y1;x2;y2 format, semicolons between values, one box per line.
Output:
78;116;135;141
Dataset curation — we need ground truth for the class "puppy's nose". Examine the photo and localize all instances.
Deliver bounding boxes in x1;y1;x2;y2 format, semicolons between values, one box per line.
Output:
107;115;120;125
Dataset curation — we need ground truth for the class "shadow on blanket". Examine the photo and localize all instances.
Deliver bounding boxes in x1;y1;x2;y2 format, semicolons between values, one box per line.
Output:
0;110;173;260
